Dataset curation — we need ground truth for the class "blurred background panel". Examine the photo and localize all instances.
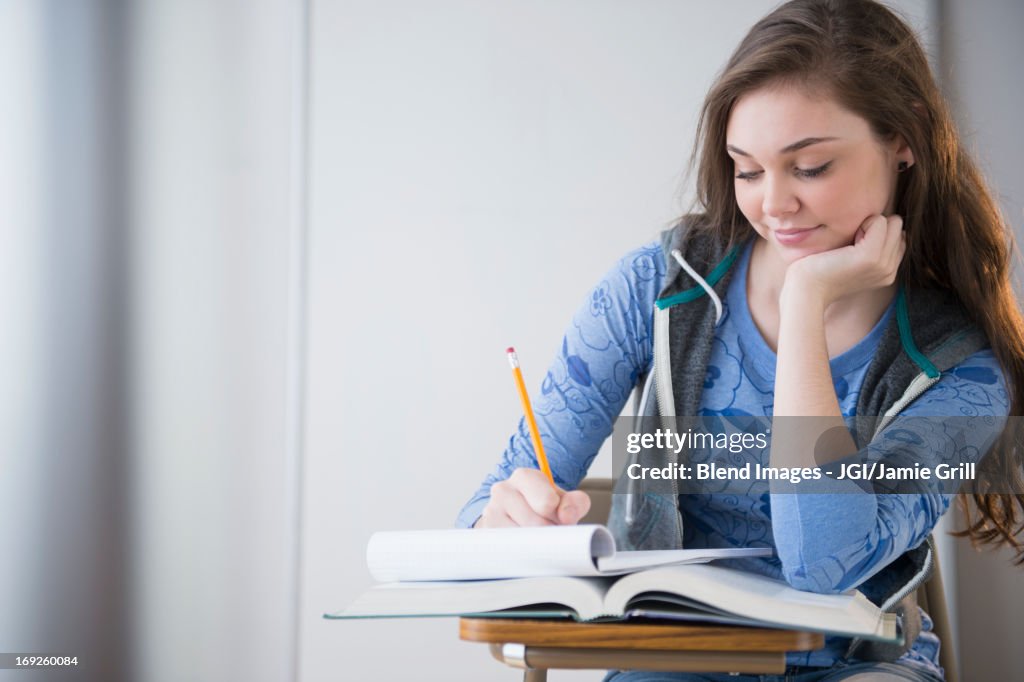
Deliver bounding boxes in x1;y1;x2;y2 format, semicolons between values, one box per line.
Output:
940;2;1024;680
0;2;1019;681
2;0;300;680
1;1;130;680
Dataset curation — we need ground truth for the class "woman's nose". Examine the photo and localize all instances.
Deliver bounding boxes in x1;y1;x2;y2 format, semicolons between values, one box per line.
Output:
761;175;800;218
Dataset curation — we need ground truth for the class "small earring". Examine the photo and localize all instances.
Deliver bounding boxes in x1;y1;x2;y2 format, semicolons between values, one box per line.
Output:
897;161;909;172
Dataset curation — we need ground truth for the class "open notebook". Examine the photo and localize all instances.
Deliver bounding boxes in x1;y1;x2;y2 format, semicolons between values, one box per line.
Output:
366;524;770;581
327;524;899;644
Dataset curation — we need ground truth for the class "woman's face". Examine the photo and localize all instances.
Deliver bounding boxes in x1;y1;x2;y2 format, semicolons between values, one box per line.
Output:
726;84;910;264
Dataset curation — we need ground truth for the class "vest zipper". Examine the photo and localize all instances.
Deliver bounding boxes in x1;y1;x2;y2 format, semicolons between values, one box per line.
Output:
873;372;941;438
653;305;684;547
881;536;934;612
845;536;935;658
844;376;943;658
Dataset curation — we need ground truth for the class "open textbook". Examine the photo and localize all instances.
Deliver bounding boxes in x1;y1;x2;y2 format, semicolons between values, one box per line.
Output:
328;525;899;643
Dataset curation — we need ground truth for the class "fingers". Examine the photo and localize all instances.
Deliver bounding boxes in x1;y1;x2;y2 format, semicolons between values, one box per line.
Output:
857;214;905;276
881;215;906;281
882;214;904;253
558;490;592;525
476;506;516;528
477;468;592;528
856;214;888;248
511;468;562;521
494;480;557;527
479;470;559;528
784;212;905;306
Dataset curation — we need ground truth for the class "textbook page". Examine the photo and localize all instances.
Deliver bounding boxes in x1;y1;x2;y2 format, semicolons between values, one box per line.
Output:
333;575;613;621
604;564;899;642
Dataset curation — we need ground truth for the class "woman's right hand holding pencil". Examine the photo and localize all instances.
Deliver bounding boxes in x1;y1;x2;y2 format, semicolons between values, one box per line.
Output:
474;468;591;528
477;348;591;527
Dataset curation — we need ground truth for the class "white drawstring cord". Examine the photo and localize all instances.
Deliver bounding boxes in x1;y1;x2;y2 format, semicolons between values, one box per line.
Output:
671;249;723;325
623;370;657;525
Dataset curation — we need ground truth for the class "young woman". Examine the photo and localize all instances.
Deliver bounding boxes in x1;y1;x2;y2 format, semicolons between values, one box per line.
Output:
457;1;1024;680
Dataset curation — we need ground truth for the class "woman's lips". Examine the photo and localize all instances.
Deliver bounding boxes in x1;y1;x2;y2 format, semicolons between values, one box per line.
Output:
773;225;822;245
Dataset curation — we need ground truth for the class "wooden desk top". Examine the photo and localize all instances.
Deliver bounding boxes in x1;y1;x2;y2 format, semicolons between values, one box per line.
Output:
459;617;825;652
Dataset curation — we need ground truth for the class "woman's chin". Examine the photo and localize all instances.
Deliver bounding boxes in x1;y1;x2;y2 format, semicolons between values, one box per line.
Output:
768;231;856;263
771;242;831;263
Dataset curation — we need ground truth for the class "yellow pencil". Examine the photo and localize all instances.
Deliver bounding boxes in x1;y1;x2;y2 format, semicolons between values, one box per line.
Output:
506;347;555;487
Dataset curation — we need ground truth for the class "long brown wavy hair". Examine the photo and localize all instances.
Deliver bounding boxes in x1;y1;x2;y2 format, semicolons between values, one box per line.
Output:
688;0;1024;562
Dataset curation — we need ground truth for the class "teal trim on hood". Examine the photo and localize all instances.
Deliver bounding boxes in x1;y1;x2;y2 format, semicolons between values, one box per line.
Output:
896;286;941;379
655;243;743;310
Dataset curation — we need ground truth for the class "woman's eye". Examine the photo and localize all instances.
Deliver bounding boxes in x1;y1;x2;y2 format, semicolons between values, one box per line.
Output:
734;161;832;182
796;161;832;178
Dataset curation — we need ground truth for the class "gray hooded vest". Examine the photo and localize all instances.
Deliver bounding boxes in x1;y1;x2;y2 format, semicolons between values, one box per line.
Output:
608;220;989;661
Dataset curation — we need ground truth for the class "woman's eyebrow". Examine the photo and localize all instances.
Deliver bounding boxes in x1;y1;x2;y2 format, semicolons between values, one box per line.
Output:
726;136;840;157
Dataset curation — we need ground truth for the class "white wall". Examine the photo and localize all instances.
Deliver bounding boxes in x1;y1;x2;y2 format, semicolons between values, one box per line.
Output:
301;2;933;681
127;1;299;680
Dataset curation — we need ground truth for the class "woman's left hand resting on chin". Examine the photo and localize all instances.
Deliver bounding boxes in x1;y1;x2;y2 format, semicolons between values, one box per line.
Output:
771;213;906;464
782;214;906;307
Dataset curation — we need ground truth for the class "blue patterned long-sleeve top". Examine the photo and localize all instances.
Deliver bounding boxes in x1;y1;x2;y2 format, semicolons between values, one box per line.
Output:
456;239;1008;676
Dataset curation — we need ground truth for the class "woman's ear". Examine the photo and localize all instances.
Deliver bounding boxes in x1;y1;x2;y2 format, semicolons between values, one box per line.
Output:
894;136;915;171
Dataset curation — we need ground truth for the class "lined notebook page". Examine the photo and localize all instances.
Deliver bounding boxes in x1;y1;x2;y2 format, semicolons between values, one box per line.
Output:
367;525;614;581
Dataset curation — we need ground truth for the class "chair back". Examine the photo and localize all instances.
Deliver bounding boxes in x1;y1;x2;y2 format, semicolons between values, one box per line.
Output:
578;477;614;525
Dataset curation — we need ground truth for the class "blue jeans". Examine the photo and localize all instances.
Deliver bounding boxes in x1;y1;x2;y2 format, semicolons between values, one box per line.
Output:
602;661;943;682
